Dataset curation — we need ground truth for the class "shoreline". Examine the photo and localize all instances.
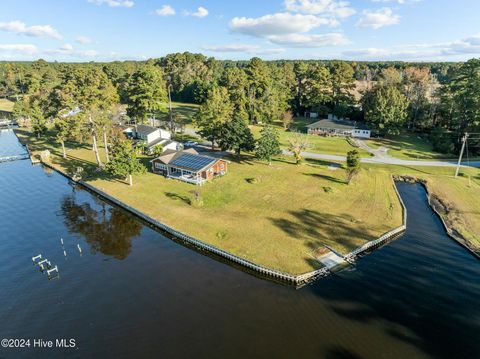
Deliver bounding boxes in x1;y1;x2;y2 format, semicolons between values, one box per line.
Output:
38;157;407;286
13;128;411;286
394;175;480;259
17;128;480;282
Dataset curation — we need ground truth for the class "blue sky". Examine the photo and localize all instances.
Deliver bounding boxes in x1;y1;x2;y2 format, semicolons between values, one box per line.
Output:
0;0;479;62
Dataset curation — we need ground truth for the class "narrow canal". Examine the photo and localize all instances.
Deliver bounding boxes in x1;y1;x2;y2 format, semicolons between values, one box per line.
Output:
0;129;479;359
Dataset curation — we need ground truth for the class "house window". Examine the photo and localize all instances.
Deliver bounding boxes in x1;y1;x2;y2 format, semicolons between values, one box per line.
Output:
220;163;225;170
154;163;167;170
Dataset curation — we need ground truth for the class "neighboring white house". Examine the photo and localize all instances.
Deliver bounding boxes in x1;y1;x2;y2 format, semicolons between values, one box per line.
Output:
306;115;371;138
304;111;319;119
129;124;181;154
132;125;171;144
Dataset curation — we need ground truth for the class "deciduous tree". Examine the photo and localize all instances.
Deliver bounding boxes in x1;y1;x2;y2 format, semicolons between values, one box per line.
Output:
363;85;409;136
218;116;255;157
106;138;146;186
194;86;233;150
125;64;168;123
256;125;281;165
287;131;310;165
346;150;360;184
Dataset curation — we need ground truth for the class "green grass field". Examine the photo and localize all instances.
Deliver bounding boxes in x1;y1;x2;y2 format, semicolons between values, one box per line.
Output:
161;104;372;157
0;98;14;112
251;124;372;157
156;102;199;124
15;118;480;270
16;127;407;274
367;133;465;160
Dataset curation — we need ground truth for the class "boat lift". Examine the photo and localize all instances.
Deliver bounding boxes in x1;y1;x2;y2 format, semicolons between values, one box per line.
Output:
32;253;59;279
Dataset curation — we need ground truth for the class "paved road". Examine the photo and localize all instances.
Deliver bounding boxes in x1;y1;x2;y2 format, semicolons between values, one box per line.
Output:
281;150;480;168
181;128;480;168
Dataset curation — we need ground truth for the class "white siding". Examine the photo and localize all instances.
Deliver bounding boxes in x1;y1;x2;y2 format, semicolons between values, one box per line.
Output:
146;130;161;144
352;129;371;138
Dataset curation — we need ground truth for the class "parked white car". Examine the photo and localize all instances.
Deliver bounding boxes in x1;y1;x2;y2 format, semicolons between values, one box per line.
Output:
184;141;198;147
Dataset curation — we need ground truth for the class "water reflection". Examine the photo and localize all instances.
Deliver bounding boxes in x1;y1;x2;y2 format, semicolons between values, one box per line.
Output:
60;193;142;259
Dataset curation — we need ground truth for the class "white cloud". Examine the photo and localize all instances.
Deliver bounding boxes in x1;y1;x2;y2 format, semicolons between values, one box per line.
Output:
230;13;337;37
0;21;62;40
285;0;356;18
61;43;74;51
155;5;176;16
268;33;349;47
76;36;92;44
88;0;134;8
202;44;285;55
229;11;347;48
0;44;38;55
45;44;102;58
356;8;400;29
371;0;421;4
187;6;209;18
442;35;480;55
341;34;480;60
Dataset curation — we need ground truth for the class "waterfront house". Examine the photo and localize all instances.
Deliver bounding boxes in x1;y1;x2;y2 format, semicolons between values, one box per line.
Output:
150;148;228;185
307;115;371;138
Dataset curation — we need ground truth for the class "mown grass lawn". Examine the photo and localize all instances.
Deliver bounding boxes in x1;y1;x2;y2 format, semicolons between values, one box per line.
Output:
0;98;14;112
367;133;464;160
155;101;199;127
250;124;372;158
158;104;372;158
16;127;405;274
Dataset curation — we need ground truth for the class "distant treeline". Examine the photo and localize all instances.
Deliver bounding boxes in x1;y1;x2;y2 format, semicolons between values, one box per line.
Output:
1;53;478;154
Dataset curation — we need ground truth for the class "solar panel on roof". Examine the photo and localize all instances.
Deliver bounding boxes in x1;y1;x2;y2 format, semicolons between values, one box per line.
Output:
170;154;215;171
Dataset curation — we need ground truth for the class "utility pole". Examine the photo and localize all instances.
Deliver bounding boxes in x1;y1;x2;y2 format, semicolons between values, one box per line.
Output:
167;82;173;132
455;132;468;178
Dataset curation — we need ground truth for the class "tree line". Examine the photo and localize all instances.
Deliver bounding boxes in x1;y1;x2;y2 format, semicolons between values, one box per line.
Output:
1;54;479;155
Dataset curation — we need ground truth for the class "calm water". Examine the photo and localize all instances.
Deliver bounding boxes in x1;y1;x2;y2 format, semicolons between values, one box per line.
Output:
0;130;479;359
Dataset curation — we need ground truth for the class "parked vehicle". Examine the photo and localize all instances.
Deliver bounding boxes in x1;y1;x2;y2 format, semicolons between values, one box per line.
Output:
184;141;198;147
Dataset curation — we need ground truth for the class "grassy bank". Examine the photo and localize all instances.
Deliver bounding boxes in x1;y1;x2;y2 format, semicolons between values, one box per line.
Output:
16;127;404;274
0;98;14;113
250;124;372;157
367;133;466;161
369;164;480;252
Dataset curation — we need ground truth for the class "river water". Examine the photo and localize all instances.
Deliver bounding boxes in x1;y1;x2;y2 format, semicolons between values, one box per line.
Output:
0;129;479;359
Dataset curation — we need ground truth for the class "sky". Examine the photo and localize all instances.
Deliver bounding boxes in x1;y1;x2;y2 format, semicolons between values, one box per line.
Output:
0;0;479;62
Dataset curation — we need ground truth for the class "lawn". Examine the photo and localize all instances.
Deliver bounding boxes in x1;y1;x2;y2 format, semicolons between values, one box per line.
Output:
156;101;199;126
367;133;464;160
16;127;405;274
251;123;372;158
156;104;372;158
0;98;14;113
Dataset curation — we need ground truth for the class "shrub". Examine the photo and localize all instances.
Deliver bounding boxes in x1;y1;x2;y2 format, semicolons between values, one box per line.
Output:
430;127;454;154
323;186;334;193
189;190;204;208
216;230;228;240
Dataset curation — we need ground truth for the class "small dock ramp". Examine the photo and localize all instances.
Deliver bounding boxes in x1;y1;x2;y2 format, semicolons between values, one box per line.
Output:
313;246;350;272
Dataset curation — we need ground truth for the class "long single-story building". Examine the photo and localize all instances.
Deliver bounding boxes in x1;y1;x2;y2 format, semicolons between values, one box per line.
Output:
150;149;228;185
307;115;371;138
